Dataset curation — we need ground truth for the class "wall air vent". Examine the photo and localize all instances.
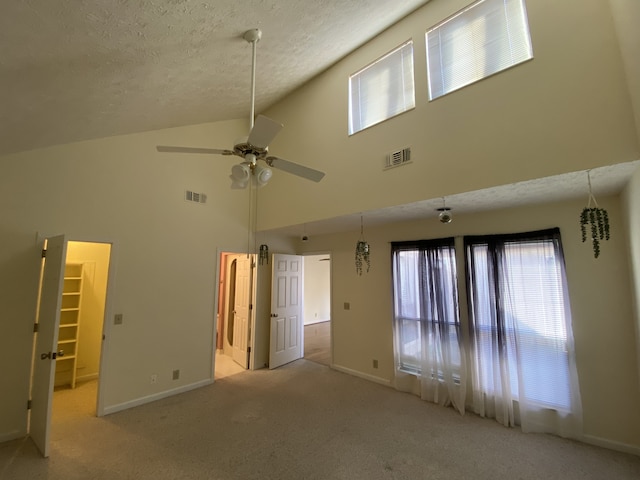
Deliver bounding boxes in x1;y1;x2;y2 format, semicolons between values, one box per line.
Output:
185;190;207;204
385;147;411;169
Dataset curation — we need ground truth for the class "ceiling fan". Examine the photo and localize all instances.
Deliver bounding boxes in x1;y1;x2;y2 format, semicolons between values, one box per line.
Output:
156;28;325;189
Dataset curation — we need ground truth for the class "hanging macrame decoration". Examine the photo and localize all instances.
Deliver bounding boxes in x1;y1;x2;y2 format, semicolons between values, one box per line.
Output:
355;216;370;275
579;171;610;258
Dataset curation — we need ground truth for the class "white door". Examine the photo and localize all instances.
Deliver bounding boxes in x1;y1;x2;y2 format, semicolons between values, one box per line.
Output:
231;255;252;368
30;235;67;457
269;254;303;369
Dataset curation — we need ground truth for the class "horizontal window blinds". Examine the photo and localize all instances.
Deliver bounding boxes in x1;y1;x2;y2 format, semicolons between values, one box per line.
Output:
349;41;415;134
426;0;533;100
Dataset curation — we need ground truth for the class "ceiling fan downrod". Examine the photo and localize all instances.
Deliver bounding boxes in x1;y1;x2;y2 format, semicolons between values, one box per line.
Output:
243;28;262;131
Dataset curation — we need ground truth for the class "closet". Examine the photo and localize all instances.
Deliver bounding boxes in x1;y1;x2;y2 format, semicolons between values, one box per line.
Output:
55;263;84;389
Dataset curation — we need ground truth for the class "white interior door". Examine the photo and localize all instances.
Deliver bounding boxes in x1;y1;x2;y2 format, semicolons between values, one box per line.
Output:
231;255;252;368
269;254;303;369
30;235;67;457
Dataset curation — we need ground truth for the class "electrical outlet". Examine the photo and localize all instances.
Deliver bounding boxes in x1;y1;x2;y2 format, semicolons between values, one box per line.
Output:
344;302;350;310
114;313;123;325
373;359;378;369
150;374;158;384
172;369;180;380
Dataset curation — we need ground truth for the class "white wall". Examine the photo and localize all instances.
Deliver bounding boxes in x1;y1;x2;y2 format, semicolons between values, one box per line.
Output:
0;119;250;440
303;255;331;325
295;195;640;452
259;0;639;231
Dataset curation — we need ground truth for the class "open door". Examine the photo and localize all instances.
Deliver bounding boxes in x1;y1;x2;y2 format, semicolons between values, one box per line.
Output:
30;235;67;457
231;255;252;368
269;254;303;369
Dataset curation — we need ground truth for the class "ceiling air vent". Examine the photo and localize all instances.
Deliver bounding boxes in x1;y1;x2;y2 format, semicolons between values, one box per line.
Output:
385;147;411;169
185;190;207;204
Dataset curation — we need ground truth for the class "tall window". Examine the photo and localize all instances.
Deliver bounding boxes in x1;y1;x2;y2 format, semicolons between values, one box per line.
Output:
392;229;582;437
426;0;533;100
392;238;466;414
465;229;582;435
349;40;415;135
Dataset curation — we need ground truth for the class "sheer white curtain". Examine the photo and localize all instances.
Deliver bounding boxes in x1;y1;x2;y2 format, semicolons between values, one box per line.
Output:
392;239;466;414
465;229;582;438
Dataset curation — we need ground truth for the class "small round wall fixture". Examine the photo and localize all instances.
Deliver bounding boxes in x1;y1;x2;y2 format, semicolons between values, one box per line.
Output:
437;207;453;224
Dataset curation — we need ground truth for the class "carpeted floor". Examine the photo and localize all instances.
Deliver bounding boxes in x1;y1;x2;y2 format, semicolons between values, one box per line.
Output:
1;359;639;479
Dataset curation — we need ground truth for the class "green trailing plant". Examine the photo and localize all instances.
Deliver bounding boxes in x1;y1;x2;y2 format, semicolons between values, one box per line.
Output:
580;171;610;258
355;240;370;276
580;207;609;258
355;215;370;275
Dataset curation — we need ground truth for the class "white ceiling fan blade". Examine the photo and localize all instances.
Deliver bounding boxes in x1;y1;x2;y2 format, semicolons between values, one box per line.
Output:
266;156;325;183
157;146;233;155
247;115;283;149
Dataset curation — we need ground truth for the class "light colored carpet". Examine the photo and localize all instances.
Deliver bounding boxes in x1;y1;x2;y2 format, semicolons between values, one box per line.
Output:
1;359;639;479
304;321;331;366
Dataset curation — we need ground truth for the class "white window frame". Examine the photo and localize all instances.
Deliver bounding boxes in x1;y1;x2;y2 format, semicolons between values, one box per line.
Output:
348;40;415;135
426;0;533;101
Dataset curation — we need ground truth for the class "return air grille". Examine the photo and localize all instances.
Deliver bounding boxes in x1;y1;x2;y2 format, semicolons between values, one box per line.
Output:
385;147;411;169
185;190;207;204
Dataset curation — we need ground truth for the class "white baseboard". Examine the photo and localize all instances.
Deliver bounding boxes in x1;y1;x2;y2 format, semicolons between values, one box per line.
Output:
582;434;640;457
330;364;391;387
75;373;99;384
102;379;213;416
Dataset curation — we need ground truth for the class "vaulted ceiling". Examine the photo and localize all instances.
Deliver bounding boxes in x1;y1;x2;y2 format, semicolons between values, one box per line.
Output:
0;0;430;156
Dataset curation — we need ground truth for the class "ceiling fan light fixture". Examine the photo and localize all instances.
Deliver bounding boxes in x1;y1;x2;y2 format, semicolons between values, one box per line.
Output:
254;164;273;187
230;162;251;189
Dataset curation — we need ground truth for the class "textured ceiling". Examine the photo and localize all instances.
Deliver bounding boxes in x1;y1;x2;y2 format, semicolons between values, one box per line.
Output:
264;160;640;237
0;0;430;155
2;1;638;235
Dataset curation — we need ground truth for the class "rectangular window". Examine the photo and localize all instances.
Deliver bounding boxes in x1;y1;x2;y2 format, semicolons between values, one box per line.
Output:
391;238;461;377
392;228;581;428
349;41;415;135
465;230;575;410
426;0;533;100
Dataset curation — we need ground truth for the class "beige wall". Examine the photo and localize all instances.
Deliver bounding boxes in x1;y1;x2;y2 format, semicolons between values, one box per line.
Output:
259;0;638;231
0;119;250;440
303;255;331;325
622;167;640;385
296;195;640;451
609;0;640;141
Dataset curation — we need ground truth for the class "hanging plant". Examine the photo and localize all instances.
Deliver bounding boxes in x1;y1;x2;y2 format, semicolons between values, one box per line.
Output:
580;171;610;258
355;240;370;275
355;216;370;275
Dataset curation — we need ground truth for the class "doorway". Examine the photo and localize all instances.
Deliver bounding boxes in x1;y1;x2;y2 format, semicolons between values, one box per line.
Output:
303;254;331;366
52;241;111;415
215;252;256;378
31;237;113;457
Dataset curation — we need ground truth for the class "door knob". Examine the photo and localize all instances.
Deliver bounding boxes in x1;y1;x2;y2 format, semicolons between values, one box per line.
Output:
271;313;279;318
40;351;57;360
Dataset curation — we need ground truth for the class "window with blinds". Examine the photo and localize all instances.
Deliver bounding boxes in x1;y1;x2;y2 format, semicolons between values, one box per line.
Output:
426;0;533;101
348;40;415;135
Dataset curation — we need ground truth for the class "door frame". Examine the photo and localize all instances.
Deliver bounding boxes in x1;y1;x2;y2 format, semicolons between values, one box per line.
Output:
213;249;258;378
32;234;117;419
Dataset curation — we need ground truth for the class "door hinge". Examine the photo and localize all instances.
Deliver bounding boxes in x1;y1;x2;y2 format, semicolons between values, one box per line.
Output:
247;347;251;353
27;399;32;410
33;323;39;333
249;304;253;311
41;248;47;258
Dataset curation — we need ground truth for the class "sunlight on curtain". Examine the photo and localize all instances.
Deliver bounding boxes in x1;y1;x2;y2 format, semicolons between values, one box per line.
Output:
392;239;466;414
465;229;582;437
